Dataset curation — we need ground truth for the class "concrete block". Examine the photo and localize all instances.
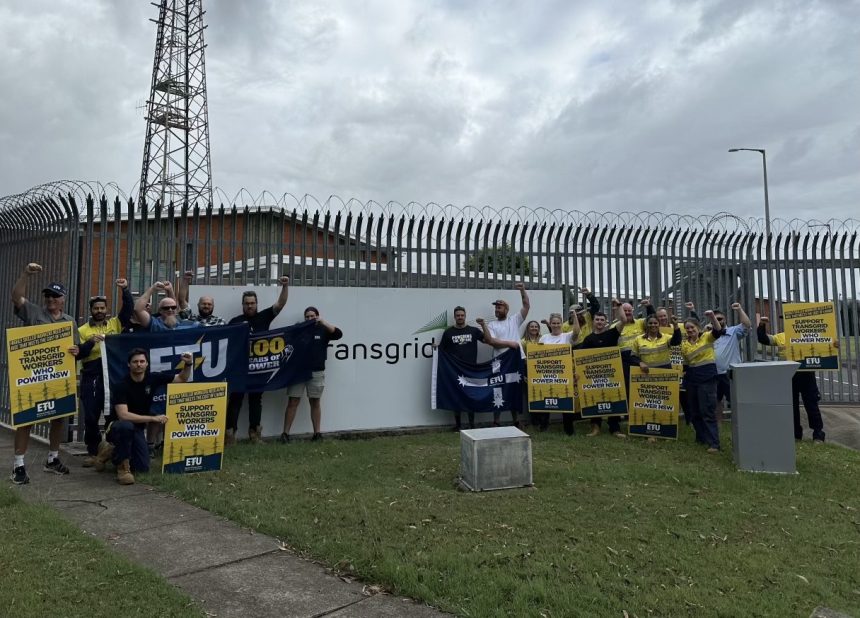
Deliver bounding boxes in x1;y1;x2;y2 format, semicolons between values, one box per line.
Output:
459;426;532;491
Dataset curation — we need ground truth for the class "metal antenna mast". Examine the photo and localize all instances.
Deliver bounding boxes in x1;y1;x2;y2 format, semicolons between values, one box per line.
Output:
138;0;213;210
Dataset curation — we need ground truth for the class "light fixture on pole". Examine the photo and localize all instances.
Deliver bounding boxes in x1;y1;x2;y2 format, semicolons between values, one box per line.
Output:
728;148;771;238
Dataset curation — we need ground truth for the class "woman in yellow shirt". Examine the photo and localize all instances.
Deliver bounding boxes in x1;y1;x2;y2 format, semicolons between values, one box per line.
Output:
632;315;682;371
680;310;723;452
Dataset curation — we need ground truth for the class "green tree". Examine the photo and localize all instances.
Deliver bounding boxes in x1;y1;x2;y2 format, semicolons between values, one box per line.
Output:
465;245;534;276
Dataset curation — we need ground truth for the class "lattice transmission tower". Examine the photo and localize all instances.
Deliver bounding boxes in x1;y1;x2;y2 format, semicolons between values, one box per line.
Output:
138;0;213;210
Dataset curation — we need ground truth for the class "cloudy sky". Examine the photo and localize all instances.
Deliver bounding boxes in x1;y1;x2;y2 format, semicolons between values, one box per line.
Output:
0;0;857;223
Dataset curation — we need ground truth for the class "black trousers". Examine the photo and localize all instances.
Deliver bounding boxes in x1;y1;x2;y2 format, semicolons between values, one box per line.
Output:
226;392;263;431
792;372;825;441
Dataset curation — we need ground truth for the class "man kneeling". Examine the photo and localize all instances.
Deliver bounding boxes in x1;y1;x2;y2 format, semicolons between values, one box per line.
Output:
103;348;192;485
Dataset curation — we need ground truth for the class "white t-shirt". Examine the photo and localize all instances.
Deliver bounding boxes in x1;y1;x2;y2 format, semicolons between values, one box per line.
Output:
539;332;576;345
488;313;525;358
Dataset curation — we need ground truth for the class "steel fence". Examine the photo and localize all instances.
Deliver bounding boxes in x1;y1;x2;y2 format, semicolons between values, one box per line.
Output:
1;182;859;440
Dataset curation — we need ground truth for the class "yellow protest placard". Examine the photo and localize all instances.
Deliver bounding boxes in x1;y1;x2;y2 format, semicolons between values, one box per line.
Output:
661;326;685;387
573;347;627;417
526;343;575;413
162;382;228;474
783;302;839;370
6;323;78;428
628;367;680;439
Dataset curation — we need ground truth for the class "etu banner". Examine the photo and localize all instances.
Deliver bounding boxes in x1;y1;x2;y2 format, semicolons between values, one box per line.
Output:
526;343;575;413
103;324;250;414
162;382;228;474
245;321;317;393
6;323;78;427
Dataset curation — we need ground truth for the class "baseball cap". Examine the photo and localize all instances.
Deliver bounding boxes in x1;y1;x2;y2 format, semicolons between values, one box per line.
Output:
42;282;67;297
570;303;585;314
491;299;509;308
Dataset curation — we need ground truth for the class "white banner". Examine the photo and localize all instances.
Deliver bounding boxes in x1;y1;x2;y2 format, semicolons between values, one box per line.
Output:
188;285;562;436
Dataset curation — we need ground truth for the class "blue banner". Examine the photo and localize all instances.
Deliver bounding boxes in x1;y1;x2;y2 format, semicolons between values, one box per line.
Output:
103;324;250;413
245;321;317;393
431;348;522;413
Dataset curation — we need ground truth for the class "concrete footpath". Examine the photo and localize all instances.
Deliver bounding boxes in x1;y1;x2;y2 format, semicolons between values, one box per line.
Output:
818;406;860;451
2;431;446;618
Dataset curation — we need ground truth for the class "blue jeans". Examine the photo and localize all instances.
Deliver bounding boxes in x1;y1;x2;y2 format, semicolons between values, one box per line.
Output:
108;421;150;472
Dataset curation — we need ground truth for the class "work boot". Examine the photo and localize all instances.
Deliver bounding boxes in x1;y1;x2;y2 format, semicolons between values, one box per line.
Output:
116;460;135;485
587;424;601;437
248;425;262;444
225;428;236;446
92;441;114;472
82;455;97;468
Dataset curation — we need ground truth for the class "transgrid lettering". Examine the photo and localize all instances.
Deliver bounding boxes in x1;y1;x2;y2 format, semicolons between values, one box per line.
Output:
330;338;437;365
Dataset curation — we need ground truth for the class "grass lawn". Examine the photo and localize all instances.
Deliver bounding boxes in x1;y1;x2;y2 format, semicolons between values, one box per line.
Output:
143;423;860;617
0;485;202;618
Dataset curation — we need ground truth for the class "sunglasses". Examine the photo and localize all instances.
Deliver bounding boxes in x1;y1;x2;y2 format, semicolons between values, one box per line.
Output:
43;292;62;299
89;295;107;303
160;305;178;312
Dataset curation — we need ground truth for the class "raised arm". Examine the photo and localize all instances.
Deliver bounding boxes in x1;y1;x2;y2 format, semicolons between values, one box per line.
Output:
177;271;193;310
756;315;774;346
704;310;723;337
613;303;627;333
641;298;655;317
685;301;699;321
172;352;194;383
732;302;752;329
582;287;600;316
515;282;530;319
116;278;134;326
11;263;42;308
134;282;164;328
272;276;290;315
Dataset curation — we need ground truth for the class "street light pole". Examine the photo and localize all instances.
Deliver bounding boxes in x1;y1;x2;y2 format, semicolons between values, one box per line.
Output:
728;148;770;238
729;147;773;321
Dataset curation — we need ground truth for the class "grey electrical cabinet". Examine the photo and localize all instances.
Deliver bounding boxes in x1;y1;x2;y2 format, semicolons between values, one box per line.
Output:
459;426;533;491
729;361;800;474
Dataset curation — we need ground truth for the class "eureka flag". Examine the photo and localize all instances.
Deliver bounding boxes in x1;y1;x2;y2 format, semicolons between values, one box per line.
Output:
431;347;522;413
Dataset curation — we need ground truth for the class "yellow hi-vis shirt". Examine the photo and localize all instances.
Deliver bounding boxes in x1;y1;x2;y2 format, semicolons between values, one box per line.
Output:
78;316;124;366
763;332;788;361
680;330;720;368
562;313;591;345
632;331;679;367
614;317;645;352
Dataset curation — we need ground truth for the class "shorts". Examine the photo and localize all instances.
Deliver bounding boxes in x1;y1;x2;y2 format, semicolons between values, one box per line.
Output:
716;373;731;404
287;371;325;399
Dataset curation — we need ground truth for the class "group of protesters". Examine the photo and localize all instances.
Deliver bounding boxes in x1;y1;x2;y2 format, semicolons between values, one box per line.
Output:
437;283;828;454
8;263;341;486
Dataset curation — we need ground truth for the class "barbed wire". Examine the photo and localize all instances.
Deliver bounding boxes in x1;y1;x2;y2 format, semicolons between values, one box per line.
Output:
0;180;856;236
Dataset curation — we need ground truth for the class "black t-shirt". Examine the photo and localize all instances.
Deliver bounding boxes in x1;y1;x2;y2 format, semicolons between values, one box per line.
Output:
107;371;175;426
439;325;484;364
578;328;621;349
305;322;343;371
228;306;277;333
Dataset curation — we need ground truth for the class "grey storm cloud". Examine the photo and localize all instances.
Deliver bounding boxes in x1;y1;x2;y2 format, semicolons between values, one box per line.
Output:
0;0;857;223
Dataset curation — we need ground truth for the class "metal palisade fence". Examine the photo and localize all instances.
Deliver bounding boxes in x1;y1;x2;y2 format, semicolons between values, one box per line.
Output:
1;181;858;438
